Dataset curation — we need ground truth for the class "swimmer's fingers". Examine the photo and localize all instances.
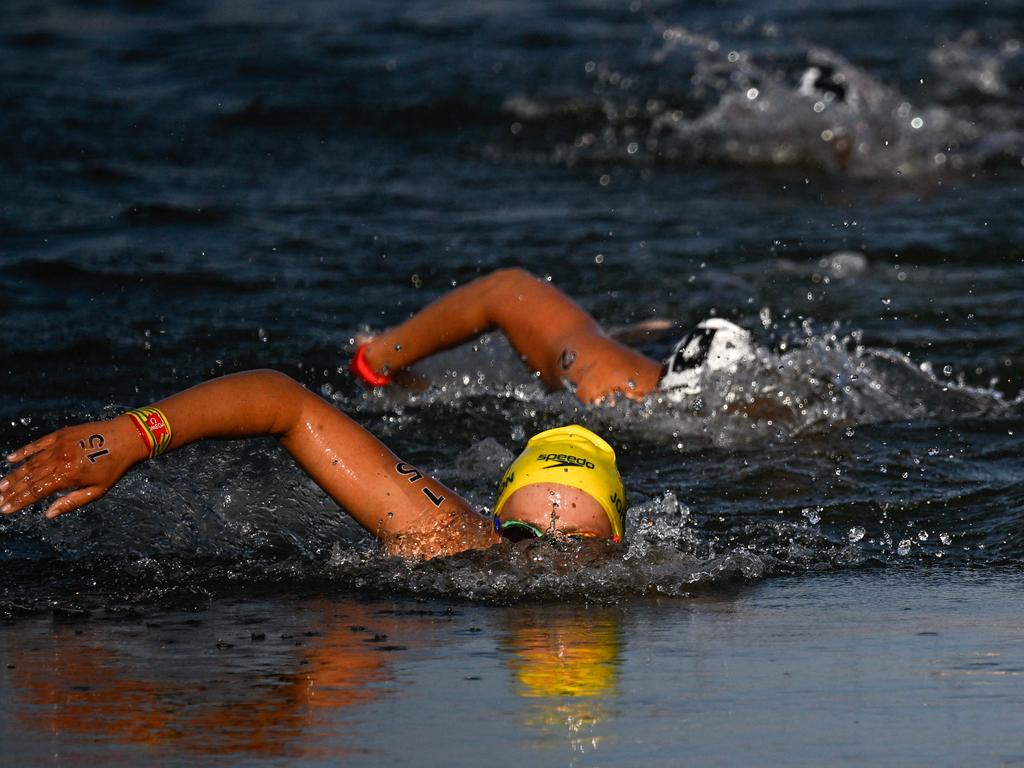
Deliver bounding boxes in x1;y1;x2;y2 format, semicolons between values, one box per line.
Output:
45;487;107;520
0;465;63;516
1;450;111;518
1;420;136;518
5;432;58;464
0;449;53;488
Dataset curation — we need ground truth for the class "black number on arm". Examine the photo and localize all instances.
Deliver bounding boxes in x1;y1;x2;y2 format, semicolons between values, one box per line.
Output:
395;463;446;507
396;463;424;482
79;434;110;463
422;487;445;507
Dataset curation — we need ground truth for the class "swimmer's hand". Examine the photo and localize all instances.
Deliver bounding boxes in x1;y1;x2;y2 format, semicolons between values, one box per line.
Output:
0;417;145;519
351;337;429;391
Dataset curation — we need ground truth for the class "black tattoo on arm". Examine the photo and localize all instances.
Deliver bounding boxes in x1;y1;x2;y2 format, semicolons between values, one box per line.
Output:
78;434;109;463
395;462;445;507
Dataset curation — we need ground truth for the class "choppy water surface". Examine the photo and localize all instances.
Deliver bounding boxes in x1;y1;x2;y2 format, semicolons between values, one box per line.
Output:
1;0;1023;613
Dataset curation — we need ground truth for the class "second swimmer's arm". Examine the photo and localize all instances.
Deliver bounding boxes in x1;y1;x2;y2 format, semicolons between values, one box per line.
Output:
360;268;606;389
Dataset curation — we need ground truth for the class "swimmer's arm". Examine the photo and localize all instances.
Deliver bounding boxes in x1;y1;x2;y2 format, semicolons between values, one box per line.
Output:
0;371;494;554
360;267;657;391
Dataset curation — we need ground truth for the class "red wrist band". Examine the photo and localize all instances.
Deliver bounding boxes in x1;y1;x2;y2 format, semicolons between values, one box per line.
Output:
351;345;393;387
126;406;172;459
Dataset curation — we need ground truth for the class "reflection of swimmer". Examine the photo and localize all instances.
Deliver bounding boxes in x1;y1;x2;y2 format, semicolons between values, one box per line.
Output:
500;607;622;740
1;374;627;558
6;603;418;758
353;268;758;405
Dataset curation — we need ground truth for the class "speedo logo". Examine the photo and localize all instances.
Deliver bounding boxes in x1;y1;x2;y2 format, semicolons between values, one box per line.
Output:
537;453;594;470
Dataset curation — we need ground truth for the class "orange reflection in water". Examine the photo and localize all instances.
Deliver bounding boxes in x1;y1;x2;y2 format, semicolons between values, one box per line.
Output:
4;601;431;759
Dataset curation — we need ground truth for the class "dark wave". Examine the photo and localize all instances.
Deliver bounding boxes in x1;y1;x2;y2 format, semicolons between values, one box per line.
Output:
3;257;259;293
120;202;234;227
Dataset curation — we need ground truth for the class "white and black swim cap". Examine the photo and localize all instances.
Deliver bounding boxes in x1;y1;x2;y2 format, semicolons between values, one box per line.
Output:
659;318;755;401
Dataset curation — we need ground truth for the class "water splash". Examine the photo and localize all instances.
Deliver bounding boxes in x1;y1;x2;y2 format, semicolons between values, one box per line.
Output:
501;24;1024;176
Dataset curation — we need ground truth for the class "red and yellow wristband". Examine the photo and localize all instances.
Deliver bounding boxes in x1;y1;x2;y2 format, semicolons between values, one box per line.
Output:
126;406;172;459
351;344;393;387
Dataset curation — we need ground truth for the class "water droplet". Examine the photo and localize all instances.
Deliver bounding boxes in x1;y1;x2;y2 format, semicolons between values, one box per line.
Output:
939;533;952;545
595;253;605;264
258;328;268;343
848;526;865;542
897;539;912;556
394;344;402;351
802;508;821;524
942;365;953;376
918;530;929;541
882;297;892;306
511;425;525;442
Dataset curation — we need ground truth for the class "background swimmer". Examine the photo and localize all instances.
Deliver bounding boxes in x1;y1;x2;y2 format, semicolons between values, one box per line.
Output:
0;371;625;560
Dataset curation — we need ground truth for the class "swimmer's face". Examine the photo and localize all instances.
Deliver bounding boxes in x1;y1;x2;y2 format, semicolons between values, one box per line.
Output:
496;482;612;539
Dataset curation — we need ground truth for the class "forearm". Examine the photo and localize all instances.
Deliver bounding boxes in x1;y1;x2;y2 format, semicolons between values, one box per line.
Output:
362;273;506;375
147;369;306;452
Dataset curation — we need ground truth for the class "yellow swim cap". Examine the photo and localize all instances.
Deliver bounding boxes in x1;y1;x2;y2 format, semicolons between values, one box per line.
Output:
494;425;626;541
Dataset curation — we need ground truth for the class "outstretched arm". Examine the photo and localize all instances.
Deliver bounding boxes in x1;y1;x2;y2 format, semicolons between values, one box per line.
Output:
358;268;661;402
0;371;497;558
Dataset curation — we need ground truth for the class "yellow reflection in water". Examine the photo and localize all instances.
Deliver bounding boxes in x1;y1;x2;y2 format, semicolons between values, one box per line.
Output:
500;607;623;751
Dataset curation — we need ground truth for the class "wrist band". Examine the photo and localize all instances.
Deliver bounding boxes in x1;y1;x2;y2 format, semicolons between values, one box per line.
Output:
126;407;172;459
351;345;393;387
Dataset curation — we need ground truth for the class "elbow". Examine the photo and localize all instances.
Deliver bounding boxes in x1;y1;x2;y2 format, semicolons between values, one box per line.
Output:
247;368;304;393
485;267;541;296
234;369;310;433
261;371;313;411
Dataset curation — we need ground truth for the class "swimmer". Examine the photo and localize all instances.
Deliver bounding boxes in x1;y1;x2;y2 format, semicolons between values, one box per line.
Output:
0;371;625;560
352;267;757;405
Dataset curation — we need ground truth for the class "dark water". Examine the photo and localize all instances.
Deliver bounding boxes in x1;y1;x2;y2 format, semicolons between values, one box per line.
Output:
2;0;1023;612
